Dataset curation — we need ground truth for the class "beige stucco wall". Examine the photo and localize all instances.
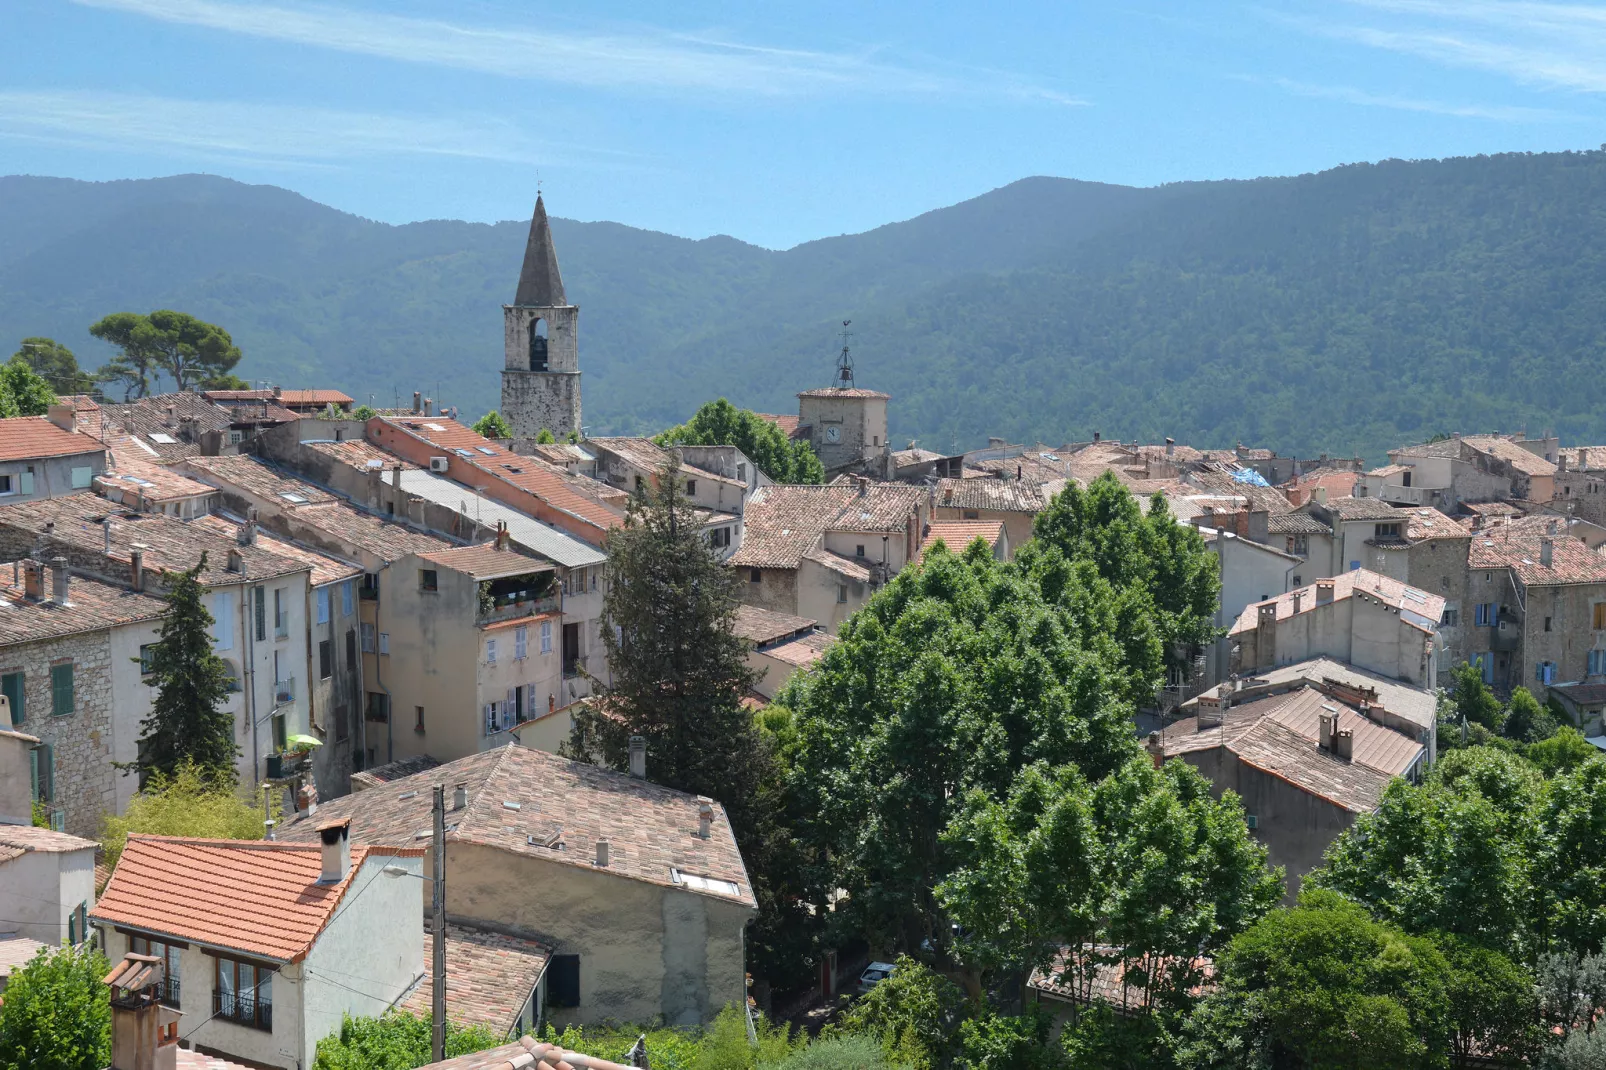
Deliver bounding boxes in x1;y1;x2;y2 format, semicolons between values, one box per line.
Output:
797;557;871;635
932;505;1034;555
0;845;95;944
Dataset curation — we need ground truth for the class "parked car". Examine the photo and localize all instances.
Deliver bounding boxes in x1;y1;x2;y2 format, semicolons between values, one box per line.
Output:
857;961;896;994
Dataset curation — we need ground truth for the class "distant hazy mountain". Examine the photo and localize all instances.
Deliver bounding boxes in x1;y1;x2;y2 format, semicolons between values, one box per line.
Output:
6;153;1606;458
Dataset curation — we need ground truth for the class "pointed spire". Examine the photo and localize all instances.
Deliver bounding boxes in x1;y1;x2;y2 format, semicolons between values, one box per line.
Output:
513;194;566;307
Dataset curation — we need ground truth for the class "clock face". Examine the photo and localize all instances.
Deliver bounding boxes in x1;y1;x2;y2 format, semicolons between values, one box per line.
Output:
824;426;841;443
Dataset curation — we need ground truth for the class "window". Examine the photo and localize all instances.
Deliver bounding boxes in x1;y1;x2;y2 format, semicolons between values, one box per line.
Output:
272;713;287;751
635;474;644;489
415;706;425;733
212;592;234;650
485;699;507;735
129;936;182;1007
962;510;980;521
1;672;23;727
378;632;389;655
1594;603;1606;631
1474;603;1498;627
516;626;528;660
341;581;353;616
345;629;356;671
29;743;52;803
685;479;697;495
1245;814;1258;830
837;584;848;604
317;587;330;624
707;527;731;549
361;623;375;653
486;639;497;664
1537;661;1557;685
855;544;866;558
213;955;272;1031
273;588;287;637
318;640;332;680
139;644;156;675
419;569;438;592
540;620;552;655
50;663;73;717
1291;575;1302;588
1590;650;1606;676
366;692;390;723
1545;616;1553;633
529;317;549;371
70;466;92;488
361;573;379;601
547;954;580;1008
0;475;10;495
749;569;761;584
736;463;746;481
254;588;266;642
1441;607;1459;628
670;868;742;897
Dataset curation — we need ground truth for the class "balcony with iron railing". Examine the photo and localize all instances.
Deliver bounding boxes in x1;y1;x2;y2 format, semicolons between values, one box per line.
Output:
477;577;561;627
563;654;586;680
273;677;295;706
213;990;272;1032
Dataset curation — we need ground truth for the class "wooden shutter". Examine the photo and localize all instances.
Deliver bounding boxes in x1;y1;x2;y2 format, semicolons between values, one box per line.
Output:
50;664;73;717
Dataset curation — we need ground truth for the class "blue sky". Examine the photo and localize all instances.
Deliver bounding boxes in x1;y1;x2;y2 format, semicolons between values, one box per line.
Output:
4;0;1605;248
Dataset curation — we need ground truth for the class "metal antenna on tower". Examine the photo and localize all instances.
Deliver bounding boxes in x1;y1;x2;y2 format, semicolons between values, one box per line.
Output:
835;320;854;389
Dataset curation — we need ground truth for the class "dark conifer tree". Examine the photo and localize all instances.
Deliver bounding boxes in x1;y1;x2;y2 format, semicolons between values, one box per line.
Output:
136;554;238;787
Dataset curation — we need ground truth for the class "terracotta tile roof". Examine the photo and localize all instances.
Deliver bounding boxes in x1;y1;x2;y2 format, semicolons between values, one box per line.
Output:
201;390;276;402
0;416;102;463
290;501;456;563
1468;527;1606;586
796;387;889;399
378;417;620;532
303;439;421;472
1267;512;1331;535
765;630;832;668
182;455;339;507
98;437;217;504
752;413;801;438
732;604;817;646
967;454;1069;486
276;745;756;909
587;436;672;473
1402;507;1468;541
100;394;235;462
1287;468;1360;495
0;825;98;853
419;1037;632;1070
935;477;1044;514
1367;464;1412;477
61;395;103;440
1030;946;1215;1009
921;520;1006;558
1313;495;1406;522
1560;447;1606;471
730;484;923;569
1229;569;1444;636
415;544;556;580
351;755;441;792
1459;500;1527;519
1186;470;1294;516
188;514;361;587
0;934;50;979
1394;438;1465;460
1464;436;1557;476
0;493;310;584
0;571;167;646
277;389;354;407
397;924;551;1034
90;836;422;963
803;547;873;582
893;448;945;466
176;1051;255;1070
1246;657;1438;730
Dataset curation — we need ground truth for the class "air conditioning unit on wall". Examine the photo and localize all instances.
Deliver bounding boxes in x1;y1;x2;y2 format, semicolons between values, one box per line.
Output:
429;456;450;473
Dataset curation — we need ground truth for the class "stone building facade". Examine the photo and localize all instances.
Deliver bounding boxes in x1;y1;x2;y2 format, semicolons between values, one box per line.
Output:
502;194;582;439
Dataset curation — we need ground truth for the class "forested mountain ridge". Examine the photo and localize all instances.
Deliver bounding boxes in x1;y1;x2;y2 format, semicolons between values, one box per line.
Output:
5;151;1606;458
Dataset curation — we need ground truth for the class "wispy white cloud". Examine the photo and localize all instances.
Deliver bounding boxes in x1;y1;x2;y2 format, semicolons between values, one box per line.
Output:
1270;75;1576;120
1290;0;1606;95
0;89;569;168
68;0;1085;105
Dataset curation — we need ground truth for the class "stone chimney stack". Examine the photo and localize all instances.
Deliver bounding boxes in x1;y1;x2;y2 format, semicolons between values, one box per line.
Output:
1316;580;1335;605
1093;431;1101;443
1314;486;1328;504
453;782;468;810
1319;710;1335;751
629;735;646;779
413;391;422;414
105;952;182;1070
391;464;403;490
1165;437;1175;459
22;560;43;601
130;544;146;592
1541;537;1554;569
1292;590;1303;616
46;403;77;434
1334;724;1355;761
595;837;610;867
1145;731;1165;768
696;796;714;839
49;557;70;605
238;509;257;547
316;817;352;884
424;397;434;417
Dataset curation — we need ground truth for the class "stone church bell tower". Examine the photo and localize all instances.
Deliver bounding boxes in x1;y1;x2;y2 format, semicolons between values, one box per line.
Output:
501;194;581;438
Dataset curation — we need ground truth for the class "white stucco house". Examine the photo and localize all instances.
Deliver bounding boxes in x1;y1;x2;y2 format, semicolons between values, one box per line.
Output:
0;823;98;945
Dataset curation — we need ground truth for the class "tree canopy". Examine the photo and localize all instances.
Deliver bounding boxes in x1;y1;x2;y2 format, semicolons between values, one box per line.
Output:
0;358;57;418
10;338;93;396
471;410;512;439
659;398;825;484
0;944;111;1070
88;309;243;398
100;762;271;866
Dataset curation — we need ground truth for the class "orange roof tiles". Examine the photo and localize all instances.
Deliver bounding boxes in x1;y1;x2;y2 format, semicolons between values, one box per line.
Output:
922;520;1006;558
304;439;420;472
732;604;817;646
277;389;354;406
0;416;103;463
90;836;421;963
189;515;361;587
935;477;1045;514
731;483;924;569
420;1037;633;1070
415;544;556;580
752;413;801;438
1469;527;1606;586
183;455;339;506
398;924;551;1034
0;571;167;645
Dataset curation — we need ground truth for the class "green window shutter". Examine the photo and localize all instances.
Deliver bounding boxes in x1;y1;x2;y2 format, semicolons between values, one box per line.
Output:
51;663;73;716
30;744;52;802
1;672;22;726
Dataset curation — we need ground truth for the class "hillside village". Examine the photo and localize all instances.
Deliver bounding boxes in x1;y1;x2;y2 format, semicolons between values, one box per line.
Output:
6;192;1606;1069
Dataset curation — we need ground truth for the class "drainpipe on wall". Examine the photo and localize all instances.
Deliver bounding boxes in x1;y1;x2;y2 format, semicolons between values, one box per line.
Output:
241;574;259;790
377;563;394;765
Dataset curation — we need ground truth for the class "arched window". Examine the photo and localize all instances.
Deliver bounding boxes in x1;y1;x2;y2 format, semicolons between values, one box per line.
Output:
529;318;549;371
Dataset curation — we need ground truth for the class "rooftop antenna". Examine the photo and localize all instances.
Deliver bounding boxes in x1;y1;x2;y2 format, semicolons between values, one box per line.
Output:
835;320;854;389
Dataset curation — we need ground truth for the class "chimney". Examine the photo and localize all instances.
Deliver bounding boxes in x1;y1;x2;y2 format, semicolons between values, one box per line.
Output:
424;397;433;417
316;817;352;884
46;403;77;434
1314;486;1328;504
696;796;714;839
1165;437;1175;458
22;560;43;601
1334;725;1355;761
226;548;244;573
1546;519;1558;535
453;782;467;810
1016;465;1022;481
49;557;70;605
391;464;403;490
1453;431;1461;441
1145;731;1165;768
272;385;282;398
164;405;176;427
130;544;147;593
857;476;868;496
105;951;182;1070
495;520;509;551
104;517;113;553
1541;537;1554;568
943;486;953;505
238;509;257;547
629;735;646;779
413;391;422;414
1560;452;1569;473
1315;580;1335;605
1319;711;1335;750
1093;431;1101;443
595;837;610;867
1292;590;1303;615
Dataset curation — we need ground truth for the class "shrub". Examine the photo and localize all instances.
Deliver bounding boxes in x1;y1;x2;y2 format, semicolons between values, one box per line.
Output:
312;1010;500;1069
101;762;275;867
763;1034;900;1070
0;943;111;1070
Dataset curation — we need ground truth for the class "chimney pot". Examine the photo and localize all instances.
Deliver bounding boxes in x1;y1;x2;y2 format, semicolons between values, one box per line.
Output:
696;796;714;839
46;403;77;434
413;391;422;414
49;557;69;605
391;464;403;490
21;560;42;600
1335;726;1355;761
273;385;282;398
238;510;257;547
453;782;467;810
1319;711;1335;750
424;397;433;417
628;735;646;779
130;544;147;593
1541;537;1554;568
1292;590;1303;615
595;837;610;867
1093;431;1101;443
103;517;113;553
1145;731;1164;768
1316;581;1334;605
316;818;352;884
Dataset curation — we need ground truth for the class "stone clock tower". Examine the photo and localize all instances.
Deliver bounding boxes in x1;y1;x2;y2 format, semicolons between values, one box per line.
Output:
501;194;581;438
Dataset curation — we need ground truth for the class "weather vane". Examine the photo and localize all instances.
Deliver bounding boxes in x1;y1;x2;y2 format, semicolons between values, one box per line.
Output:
835;320;854;388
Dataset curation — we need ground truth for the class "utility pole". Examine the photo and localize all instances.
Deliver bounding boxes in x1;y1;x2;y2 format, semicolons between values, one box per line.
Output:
432;783;446;1063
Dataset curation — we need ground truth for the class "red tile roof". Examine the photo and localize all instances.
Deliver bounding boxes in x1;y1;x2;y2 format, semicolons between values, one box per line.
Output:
0;571;167;646
921;520;1006;558
0;825;98;853
1468;527;1606;586
752;413;801;438
935;477;1045;514
730;483;924;569
419;1037;633;1070
0;416;102;463
398;924;551;1035
277;389;354;406
188;515;361;587
90;836;422;963
415;544;556;580
731;604;817;646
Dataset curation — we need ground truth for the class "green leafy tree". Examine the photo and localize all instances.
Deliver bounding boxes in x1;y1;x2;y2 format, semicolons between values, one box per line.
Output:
535;427;557;444
88;309;243;398
1529;726;1600;777
0;358;59;418
833;957;968;1069
1440;937;1541;1069
659;398;825;483
135;555;239;787
0;943;111;1070
472;410;513;439
1185;889;1451;1070
351;404;377;420
1447;661;1503;731
100;762;273;866
10;338;94;395
1503;685;1557;743
312;1010;500;1069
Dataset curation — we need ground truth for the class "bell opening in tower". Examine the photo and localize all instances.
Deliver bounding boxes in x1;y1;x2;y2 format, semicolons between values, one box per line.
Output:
529;317;549;371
